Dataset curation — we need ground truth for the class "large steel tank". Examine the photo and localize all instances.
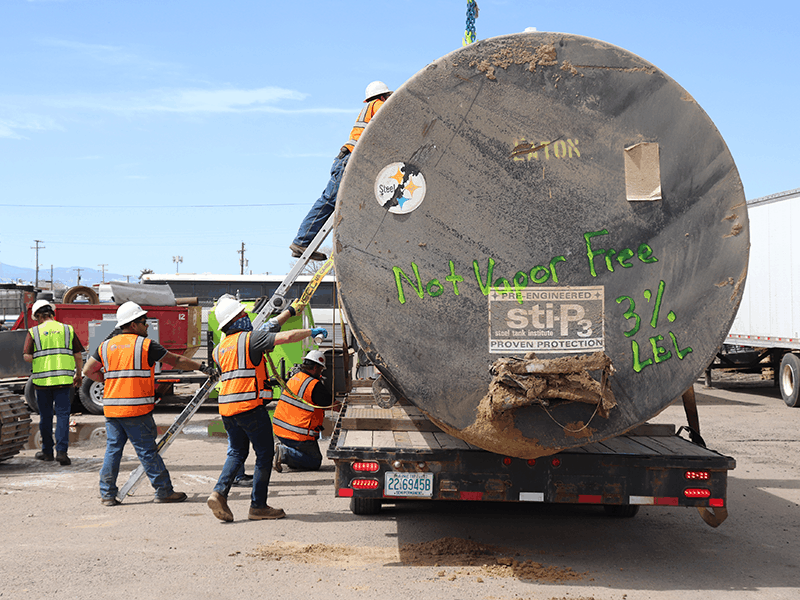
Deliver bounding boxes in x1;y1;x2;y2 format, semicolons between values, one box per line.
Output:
333;32;749;458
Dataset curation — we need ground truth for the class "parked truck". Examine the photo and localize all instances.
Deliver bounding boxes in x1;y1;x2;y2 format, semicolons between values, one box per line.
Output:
323;31;747;526
705;188;800;406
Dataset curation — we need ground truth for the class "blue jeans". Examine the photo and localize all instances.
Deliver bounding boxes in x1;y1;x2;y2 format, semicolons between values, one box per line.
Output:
214;406;275;508
293;152;350;247
276;436;323;471
35;385;72;454
100;413;174;500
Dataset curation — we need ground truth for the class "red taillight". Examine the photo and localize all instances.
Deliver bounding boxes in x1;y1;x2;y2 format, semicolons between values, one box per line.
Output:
351;479;379;490
685;471;710;480
527;459;536;467
352;461;380;473
551;458;561;468
709;498;724;507
502;457;512;466
684;488;711;498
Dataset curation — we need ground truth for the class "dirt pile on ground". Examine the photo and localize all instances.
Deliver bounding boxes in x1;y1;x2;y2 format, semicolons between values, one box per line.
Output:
250;537;586;584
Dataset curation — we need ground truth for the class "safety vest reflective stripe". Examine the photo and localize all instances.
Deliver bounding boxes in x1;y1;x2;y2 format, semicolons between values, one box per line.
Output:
213;332;262;416
99;334;155;418
30;322;75;386
344;98;384;151
219;369;256;381
272;416;316;437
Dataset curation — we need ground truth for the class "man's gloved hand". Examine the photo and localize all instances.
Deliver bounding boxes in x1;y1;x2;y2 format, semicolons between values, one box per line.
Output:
200;362;217;376
311;328;328;339
290;298;307;314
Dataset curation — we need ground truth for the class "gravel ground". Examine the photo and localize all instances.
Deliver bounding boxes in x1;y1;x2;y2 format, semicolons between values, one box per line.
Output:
1;374;798;600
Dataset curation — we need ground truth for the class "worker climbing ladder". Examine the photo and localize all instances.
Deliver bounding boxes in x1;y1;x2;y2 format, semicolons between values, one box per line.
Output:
116;214;336;502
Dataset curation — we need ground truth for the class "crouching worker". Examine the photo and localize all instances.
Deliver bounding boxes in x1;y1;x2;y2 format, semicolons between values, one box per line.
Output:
206;296;327;522
82;302;206;506
272;350;337;473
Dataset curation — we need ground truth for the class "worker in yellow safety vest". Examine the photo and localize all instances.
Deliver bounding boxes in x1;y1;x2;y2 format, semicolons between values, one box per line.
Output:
206;295;328;523
290;80;393;260
272;350;337;473
22;299;85;466
83;301;206;506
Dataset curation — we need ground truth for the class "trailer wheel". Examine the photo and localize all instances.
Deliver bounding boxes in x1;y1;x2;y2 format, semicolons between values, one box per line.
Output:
603;504;639;518
779;353;800;407
24;377;39;414
350;497;382;515
79;377;105;415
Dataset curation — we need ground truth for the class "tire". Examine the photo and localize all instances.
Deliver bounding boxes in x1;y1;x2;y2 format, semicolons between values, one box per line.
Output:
779;352;800;408
603;504;639;518
350;497;382;516
24;377;39;414
79;376;105;415
62;286;99;304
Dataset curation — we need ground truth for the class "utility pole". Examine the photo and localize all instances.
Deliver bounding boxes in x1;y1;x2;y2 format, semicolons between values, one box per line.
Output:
73;268;83;285
31;240;44;287
172;255;183;273
238;242;248;275
98;264;107;283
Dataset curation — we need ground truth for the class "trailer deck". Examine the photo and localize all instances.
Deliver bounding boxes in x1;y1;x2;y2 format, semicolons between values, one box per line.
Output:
328;383;735;526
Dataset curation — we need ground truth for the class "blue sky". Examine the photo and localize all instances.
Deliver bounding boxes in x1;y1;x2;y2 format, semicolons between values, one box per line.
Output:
1;0;797;281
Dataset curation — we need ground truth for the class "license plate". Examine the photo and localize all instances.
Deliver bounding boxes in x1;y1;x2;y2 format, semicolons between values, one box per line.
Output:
384;472;434;497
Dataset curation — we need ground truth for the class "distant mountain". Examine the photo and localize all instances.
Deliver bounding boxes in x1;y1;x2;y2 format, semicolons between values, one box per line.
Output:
0;262;130;288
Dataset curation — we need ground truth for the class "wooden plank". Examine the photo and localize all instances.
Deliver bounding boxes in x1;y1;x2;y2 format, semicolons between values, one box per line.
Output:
643;434;721;457
340;417;441;432
405;430;437;449
393;430;413;448
629;436;678;456
372;430;396;448
598;436;661;456
340;430;373;448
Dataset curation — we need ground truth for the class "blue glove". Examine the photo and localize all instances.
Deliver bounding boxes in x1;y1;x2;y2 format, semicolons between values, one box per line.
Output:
311;328;328;339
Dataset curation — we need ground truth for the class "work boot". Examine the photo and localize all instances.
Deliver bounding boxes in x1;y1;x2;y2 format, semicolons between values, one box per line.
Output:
248;505;286;520
101;497;120;507
289;243;327;262
207;491;234;522
154;491;187;503
273;442;283;473
35;451;53;461
55;452;71;466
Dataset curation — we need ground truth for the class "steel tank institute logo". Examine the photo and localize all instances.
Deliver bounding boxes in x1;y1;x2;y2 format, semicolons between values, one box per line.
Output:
374;162;426;214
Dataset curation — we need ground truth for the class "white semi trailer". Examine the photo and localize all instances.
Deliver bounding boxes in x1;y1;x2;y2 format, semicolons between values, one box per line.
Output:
711;187;800;406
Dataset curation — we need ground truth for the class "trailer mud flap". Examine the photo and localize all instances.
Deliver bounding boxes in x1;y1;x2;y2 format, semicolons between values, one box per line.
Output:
697;506;728;528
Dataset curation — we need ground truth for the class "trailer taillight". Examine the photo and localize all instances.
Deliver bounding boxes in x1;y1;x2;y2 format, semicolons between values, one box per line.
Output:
684;488;711;498
684;470;710;480
352;461;380;473
527;459;536;467
502;457;512;466
351;479;379;490
551;458;561;468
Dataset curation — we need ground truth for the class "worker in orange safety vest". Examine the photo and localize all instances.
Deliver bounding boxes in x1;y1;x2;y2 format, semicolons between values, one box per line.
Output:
83;301;206;506
290;80;393;260
206;295;327;523
272;350;338;473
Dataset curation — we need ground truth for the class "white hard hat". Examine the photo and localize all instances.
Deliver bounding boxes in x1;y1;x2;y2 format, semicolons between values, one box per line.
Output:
214;296;246;330
116;301;148;327
304;350;326;368
364;80;391;102
31;299;55;316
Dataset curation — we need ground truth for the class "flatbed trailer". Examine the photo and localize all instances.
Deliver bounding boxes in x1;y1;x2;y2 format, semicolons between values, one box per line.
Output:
328;383;735;527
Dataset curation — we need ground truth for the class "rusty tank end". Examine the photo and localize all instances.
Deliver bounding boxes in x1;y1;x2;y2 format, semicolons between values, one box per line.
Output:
333;32;749;458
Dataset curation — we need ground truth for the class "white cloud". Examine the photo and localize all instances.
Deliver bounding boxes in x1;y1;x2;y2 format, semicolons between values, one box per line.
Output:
44;86;350;115
39;38;180;71
0;115;60;139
